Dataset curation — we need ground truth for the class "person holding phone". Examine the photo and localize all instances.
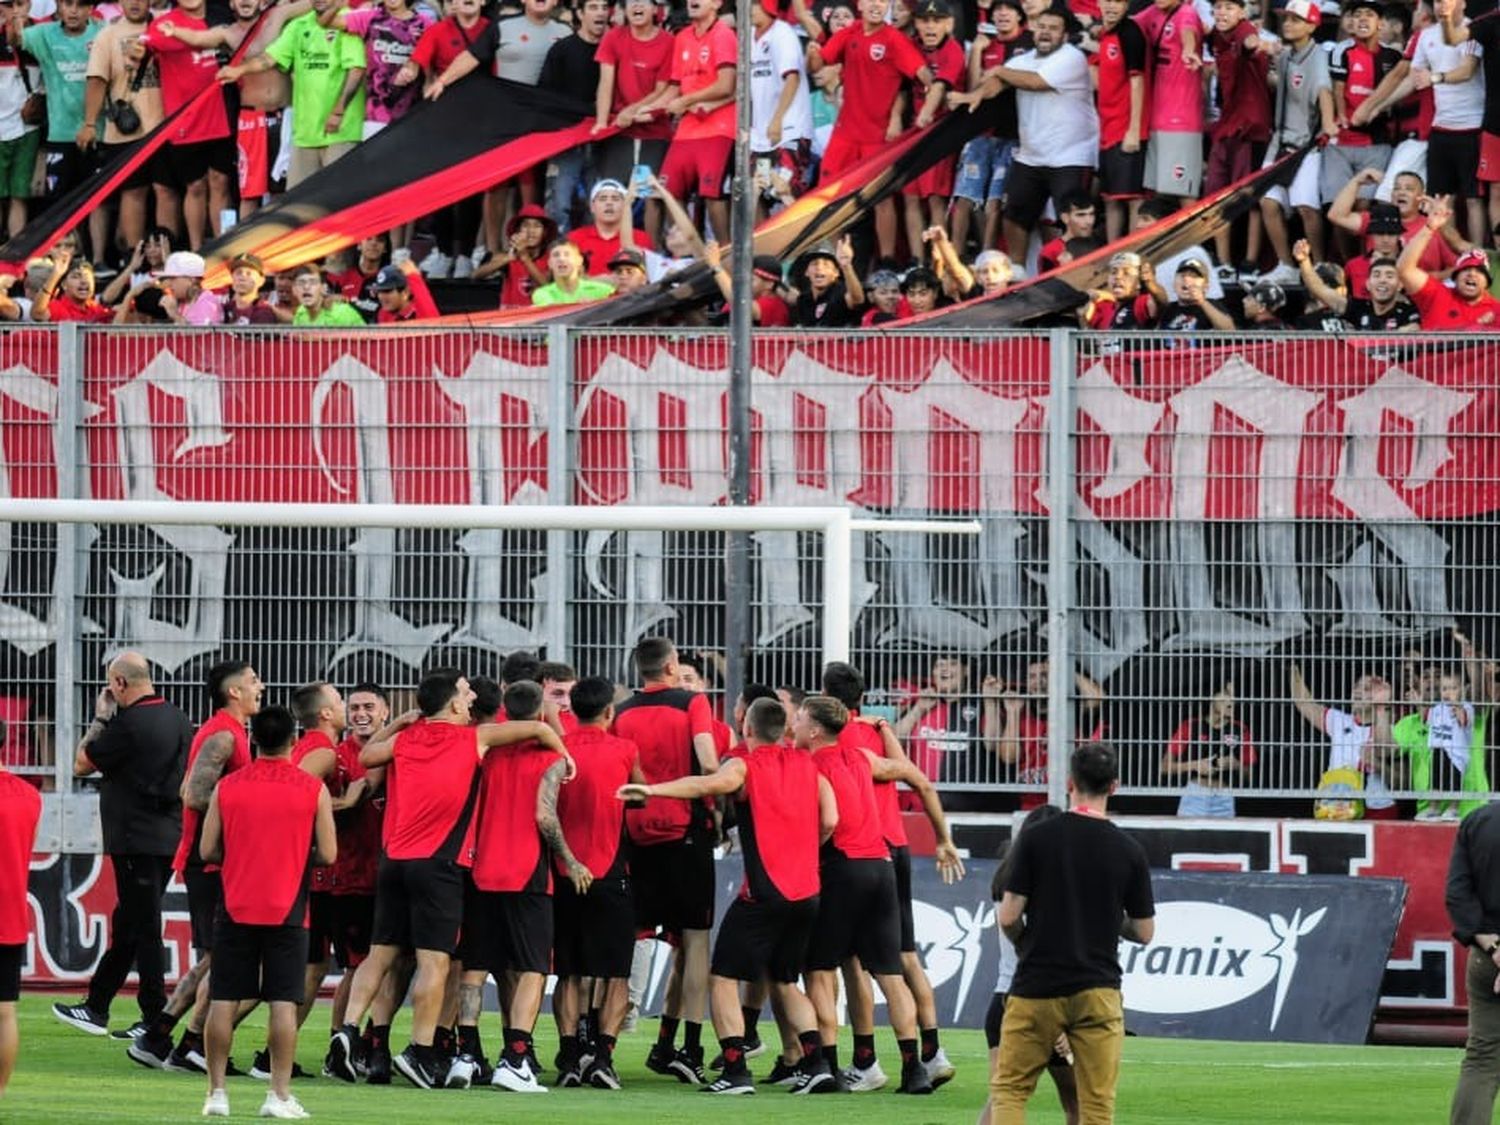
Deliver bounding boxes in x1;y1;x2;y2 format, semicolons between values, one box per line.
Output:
748;0;812;218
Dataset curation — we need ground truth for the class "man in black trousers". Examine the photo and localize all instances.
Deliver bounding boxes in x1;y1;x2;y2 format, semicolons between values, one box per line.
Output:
1448;801;1500;1124
53;652;192;1039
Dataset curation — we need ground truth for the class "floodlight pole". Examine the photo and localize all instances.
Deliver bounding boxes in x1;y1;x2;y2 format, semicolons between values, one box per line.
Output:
724;2;756;717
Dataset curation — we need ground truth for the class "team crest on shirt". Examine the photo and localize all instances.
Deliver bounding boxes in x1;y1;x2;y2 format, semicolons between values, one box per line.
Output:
870;43;886;60
699;45;710;61
1172;163;1185;181
1106;42;1119;58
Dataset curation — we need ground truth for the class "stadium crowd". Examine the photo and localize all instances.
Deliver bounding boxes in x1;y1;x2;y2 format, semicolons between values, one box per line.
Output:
0;0;1498;326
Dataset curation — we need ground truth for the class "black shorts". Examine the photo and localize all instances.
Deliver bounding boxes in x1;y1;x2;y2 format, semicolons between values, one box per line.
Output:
0;942;21;1002
553;873;635;979
806;858;902;976
371;856;464;955
891;845;916;954
307;892;374;970
462;889;553;976
103;142;170;191
631;834;715;935
209;916;309;1003
44;142;101;199
166;135;237;188
1428;129;1480;198
1002;161;1092;229
183;867;223;956
1098;143;1147;200
710;896;819;984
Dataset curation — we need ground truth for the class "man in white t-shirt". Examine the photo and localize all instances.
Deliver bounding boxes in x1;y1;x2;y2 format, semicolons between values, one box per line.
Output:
1291;665;1401;817
1407;0;1484;240
949;6;1098;267
749;0;812;212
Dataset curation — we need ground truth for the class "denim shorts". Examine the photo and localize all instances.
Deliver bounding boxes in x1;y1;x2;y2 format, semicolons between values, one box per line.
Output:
953;135;1015;205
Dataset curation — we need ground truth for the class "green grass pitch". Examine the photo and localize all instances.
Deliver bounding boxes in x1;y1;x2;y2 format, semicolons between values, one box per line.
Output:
0;993;1468;1123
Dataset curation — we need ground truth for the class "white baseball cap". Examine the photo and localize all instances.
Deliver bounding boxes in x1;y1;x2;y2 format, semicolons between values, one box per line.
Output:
155;251;206;279
1282;0;1321;25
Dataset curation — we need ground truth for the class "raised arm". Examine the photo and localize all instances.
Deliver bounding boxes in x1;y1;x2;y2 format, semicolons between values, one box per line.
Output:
1397;194;1452;296
1327;168;1382;234
1293;238;1347;314
1289;664;1327;733
537;758;591;892
358;709;419;768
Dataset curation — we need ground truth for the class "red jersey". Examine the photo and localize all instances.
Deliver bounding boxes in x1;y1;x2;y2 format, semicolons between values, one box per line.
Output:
556;725;639;879
671;18;736;142
1412;276;1500;330
570;225;652;277
1016;709;1106;810
381;719;480;862
611;684;715;845
330;736;381;895
756;294;791;325
411;14;492;74
499;257;544;307
736;744;821;902
142;14;231;144
1093;18;1149;149
46;295;115;323
1359;211;1456;275
840;715;907;847
1166;716;1257;766
0;769;40;944
596;25;673;140
375;271;440;322
812;742;888;862
1209;22;1270;143
174;710;251;873
216;757;323;926
1330;41;1401;145
820;24;926;145
910;35;964;122
469;740;556;893
291;731;340;893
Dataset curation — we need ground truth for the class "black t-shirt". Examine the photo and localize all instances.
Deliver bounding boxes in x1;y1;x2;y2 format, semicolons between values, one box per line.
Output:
1158;301;1216;331
1473;19;1500;135
1293;308;1346;332
793;281;859;328
85;694;193;857
1343;297;1420;331
1005;811;1155;998
538;33;600;98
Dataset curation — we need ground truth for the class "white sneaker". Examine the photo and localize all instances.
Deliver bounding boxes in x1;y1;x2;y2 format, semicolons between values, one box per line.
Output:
444;1054;476;1089
1442;805;1462;821
258;1092;310;1119
390;247;412;266
469;246;488;269
452;255;473;279
924;1047;956;1088
418;249;452;279
841;1059;887;1091
202;1089;230;1117
1260;262;1301;287
491;1056;547;1093
1214;264;1239;287
1416;808;1442;822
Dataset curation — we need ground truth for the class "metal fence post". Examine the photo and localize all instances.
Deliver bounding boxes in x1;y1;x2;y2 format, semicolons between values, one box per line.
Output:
1046;327;1076;810
545;324;572;665
53;323;81;804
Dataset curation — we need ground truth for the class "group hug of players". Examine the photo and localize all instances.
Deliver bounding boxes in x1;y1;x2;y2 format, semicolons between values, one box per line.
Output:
121;637;968;1114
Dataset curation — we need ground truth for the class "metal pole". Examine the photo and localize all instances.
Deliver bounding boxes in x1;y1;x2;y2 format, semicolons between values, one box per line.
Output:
53;322;80;803
545;323;572;666
723;3;755;716
1045;327;1076;810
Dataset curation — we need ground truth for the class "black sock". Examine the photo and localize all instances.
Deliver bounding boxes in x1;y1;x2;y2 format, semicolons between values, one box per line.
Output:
412;1042;437;1068
853;1033;877;1067
718;1036;749;1076
178;1029;203;1051
149;1011;179;1039
457;1024;482;1057
433;1025;456;1061
369;1024;390;1051
588;1007;602;1041
798;1031;822;1060
596;1033;617;1062
558;1033;579;1064
683;1021;702;1052
503;1028;532;1062
898;1037;918;1066
822;1044;839;1072
742;1005;761;1039
920;1027;939;1061
657;1015;680;1045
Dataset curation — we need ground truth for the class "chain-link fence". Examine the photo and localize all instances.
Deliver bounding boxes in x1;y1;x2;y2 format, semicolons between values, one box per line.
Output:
4;324;1497;822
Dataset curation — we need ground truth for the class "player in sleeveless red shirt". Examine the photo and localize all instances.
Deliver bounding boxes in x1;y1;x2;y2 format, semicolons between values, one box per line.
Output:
550;677;643;1090
0;753;41;1097
198;706;335;1120
619;697;838;1095
610;636;720;1082
798;695;933;1095
330;668;568;1091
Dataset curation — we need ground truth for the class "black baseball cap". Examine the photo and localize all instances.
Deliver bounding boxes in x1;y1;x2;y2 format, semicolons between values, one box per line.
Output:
607;248;647;271
372;264;410;291
914;0;952;16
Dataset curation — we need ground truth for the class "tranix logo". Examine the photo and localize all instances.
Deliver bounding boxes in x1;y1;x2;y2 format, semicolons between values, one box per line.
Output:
1121;902;1327;1031
912;900;995;1022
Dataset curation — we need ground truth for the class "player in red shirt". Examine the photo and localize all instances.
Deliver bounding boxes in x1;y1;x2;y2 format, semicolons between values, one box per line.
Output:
810;0;933;260
902;0;965;267
198;705;334;1120
329;668;568;1091
1399;197;1500;329
619;696;837;1095
797;695;932;1095
0;750;41;1098
821;662;964;1092
611;637;720;1083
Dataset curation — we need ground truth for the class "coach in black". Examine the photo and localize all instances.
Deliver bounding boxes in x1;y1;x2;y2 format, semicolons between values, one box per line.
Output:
1447;803;1500;1124
53;652;192;1039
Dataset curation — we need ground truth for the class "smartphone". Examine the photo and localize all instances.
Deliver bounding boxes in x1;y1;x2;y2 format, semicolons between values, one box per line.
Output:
754;157;772;179
630;163;652;194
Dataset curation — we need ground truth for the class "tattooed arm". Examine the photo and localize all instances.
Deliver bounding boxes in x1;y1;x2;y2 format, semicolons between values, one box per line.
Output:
181;731;235;812
536;759;591;894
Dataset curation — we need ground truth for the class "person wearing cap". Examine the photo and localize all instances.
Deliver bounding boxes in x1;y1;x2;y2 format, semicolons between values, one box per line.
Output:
474;204;558;307
223;254;282;325
31;248;118;324
1253;0;1335;288
533;239;617;306
808;0;934;261
607;247;650;294
595;0;674;245
949;0;1028;254
151;251;222;326
1242;279;1287;326
899;0;964;267
748;0;813;220
704;243;792;324
1328;168;1464;279
1079;250;1164;330
1319;0;1402;207
1158;257;1236;332
949;6;1097;268
571;179;654;278
290;264;368;327
1134;0;1205;209
1398;195;1500;328
372;259;441;323
791;235;863;327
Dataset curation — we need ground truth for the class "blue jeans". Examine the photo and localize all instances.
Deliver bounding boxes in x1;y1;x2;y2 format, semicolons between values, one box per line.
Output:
546;146;595;233
1177;782;1235;818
